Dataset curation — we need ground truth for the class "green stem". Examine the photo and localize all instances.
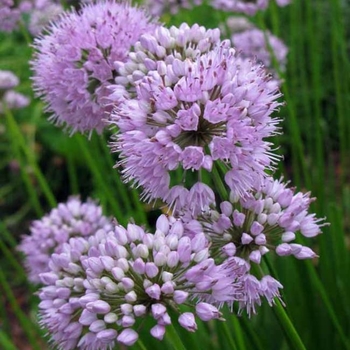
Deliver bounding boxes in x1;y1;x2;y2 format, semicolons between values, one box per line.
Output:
0;239;28;282
222;318;241;350
254;262;306;350
0;331;17;350
97;135;132;213
273;300;307;350
5;108;57;208
0;269;42;350
240;316;266;350
98;135;147;224
212;162;229;201
18;19;32;46
76;135;126;224
165;324;187;350
5;111;44;216
256;12;311;189
66;146;79;195
304;260;350;350
218;325;238;350
3;201;32;227
136;339;148;350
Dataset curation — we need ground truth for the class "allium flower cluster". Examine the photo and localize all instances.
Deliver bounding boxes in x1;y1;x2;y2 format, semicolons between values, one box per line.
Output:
0;70;29;113
198;177;327;265
232;28;288;72
18;197;112;283
38;215;250;349
31;1;157;134
112;43;282;214
144;0;202;16
111;23;221;99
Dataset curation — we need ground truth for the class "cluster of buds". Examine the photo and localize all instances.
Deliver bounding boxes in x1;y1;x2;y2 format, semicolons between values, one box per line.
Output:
198;177;326;265
18;197;112;283
21;1;326;349
38;215;252;349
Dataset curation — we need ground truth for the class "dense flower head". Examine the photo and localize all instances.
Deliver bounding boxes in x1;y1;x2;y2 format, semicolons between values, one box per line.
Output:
144;0;202;16
197;176;327;265
38;214;251;349
18;197;112;283
112;22;221;97
111;43;282;214
232;28;288;72
31;1;157;134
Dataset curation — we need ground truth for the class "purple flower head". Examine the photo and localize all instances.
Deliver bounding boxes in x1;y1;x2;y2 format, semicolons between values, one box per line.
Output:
31;1;157;134
232;28;288;72
112;22;221;99
38;214;243;349
197;176;327;264
144;0;203;16
111;43;282;214
18;197;112;283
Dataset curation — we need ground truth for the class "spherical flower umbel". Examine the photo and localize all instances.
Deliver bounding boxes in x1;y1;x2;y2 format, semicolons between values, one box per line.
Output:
112;22;221;98
38;215;247;349
198;176;327;265
111;43;282;214
31;1;157;134
232;28;288;72
18;197;112;283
